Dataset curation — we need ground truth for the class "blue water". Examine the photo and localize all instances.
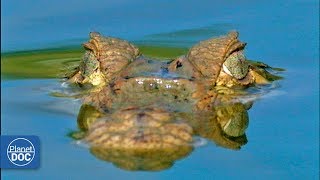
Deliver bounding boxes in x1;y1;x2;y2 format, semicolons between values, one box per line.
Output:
1;0;319;179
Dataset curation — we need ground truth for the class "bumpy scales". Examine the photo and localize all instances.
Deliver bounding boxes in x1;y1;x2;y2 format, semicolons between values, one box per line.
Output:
66;31;282;171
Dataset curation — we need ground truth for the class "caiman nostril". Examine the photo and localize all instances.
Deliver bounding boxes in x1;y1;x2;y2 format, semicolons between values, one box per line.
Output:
137;113;145;119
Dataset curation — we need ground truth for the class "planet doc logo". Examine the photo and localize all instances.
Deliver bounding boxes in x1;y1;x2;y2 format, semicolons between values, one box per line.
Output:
1;136;40;169
7;138;35;166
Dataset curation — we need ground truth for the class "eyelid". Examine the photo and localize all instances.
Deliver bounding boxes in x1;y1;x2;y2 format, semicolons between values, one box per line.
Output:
223;64;233;77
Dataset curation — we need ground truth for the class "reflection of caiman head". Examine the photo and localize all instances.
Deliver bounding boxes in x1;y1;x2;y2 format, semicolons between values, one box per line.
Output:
66;31;283;171
82;106;193;171
70;99;250;171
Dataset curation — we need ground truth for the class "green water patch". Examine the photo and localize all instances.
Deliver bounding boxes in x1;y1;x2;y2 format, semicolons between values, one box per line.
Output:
1;46;188;79
1;24;234;80
135;24;233;47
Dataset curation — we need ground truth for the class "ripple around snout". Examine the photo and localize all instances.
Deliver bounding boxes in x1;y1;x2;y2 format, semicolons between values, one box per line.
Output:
232;81;287;104
73;139;91;149
191;136;208;147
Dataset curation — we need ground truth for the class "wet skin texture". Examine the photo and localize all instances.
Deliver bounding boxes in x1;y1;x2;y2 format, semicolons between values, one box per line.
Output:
67;32;282;171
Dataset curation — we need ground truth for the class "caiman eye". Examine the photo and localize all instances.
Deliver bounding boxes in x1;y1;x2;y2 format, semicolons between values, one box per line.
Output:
81;50;99;77
222;51;249;79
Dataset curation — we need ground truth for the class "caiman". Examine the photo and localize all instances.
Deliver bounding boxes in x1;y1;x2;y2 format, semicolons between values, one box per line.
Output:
65;31;282;171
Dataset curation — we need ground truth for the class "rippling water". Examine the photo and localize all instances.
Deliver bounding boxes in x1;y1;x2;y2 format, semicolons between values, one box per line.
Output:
1;0;319;179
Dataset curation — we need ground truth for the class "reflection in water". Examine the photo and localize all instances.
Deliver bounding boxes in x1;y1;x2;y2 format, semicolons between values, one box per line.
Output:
71;77;278;171
90;142;192;171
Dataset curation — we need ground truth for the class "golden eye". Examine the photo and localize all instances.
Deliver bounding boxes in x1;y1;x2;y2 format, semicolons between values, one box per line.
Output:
222;51;249;79
81;51;99;77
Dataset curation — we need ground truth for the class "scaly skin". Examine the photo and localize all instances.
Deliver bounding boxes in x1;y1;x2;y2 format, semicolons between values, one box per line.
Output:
68;32;140;86
67;31;282;171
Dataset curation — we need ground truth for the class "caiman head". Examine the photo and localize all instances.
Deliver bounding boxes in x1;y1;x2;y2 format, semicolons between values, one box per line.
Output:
65;31;283;171
68;31;282;88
